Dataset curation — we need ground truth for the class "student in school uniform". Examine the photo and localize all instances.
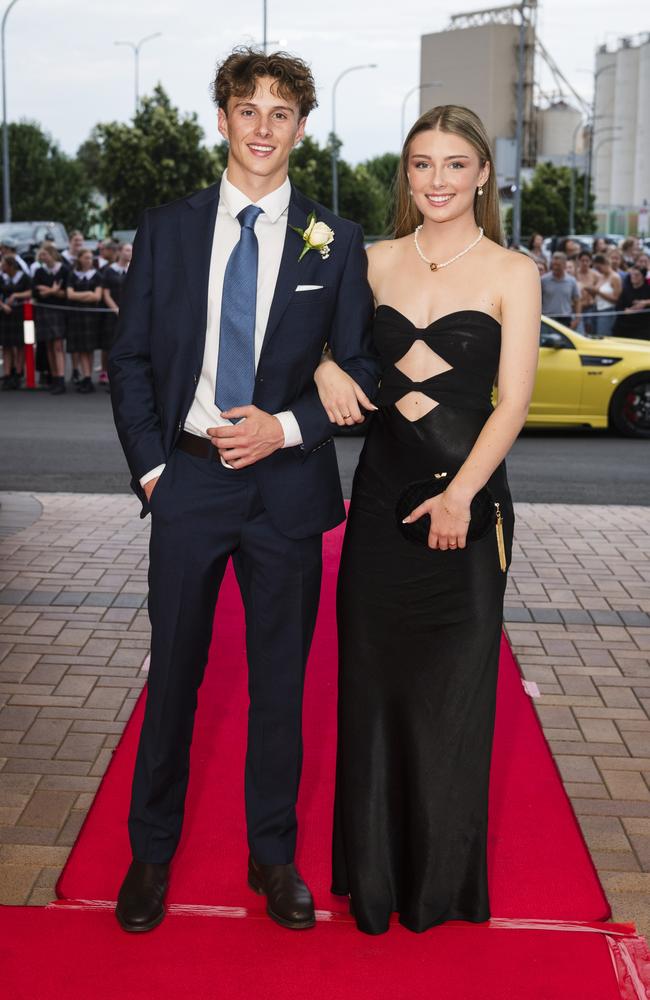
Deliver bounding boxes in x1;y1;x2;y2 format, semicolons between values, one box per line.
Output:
61;231;85;384
97;239;119;271
0;237;31;275
65;249;103;393
0;256;32;389
33;244;68;395
100;242;131;388
61;231;84;269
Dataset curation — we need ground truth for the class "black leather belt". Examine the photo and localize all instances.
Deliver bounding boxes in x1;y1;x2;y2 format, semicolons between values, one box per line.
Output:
176;430;218;460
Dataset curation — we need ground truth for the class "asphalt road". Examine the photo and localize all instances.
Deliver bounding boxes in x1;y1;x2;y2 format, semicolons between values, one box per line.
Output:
1;388;649;504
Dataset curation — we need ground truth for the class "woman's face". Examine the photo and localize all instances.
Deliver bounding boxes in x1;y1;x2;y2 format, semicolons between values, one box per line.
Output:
578;253;592;269
594;238;607;253
594;261;609;277
629;268;644;288
533;234;543;250
608;249;622;268
39;249;55;269
407;127;489;227
78;250;93;270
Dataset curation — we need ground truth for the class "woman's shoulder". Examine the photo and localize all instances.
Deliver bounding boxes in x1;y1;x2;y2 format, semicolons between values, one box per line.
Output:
482;241;540;284
366;236;409;266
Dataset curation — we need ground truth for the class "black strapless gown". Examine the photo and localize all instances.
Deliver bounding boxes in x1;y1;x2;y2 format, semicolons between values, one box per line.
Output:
331;306;515;935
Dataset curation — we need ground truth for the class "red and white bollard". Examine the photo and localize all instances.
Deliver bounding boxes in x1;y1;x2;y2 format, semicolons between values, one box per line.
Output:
23;300;36;389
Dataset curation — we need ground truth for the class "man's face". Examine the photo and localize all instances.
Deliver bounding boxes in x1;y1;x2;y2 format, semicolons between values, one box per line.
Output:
217;75;306;184
551;255;565;277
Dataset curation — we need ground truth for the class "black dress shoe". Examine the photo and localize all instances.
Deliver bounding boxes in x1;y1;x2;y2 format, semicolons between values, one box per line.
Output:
248;855;315;930
115;860;170;933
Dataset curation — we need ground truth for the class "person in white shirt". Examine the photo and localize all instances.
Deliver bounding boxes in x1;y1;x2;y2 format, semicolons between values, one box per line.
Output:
109;46;379;935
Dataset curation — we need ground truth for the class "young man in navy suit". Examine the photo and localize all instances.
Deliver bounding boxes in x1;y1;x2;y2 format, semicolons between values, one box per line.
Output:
109;47;379;933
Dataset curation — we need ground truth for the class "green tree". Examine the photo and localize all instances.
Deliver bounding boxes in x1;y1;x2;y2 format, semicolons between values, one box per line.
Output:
289;134;332;205
362;152;400;235
79;85;220;229
289;136;395;237
0;120;94;230
506;160;596;240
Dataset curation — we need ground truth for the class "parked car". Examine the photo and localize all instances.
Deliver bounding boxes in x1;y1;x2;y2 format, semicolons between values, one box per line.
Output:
112;229;137;244
515;316;650;438
541;234;624;258
0;221;68;262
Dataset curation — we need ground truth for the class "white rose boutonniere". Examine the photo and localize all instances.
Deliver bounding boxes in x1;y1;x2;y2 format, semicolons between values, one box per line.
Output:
290;211;335;262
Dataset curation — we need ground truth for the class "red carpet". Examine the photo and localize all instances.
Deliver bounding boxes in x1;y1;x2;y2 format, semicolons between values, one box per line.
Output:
56;521;610;921
3;906;649;1000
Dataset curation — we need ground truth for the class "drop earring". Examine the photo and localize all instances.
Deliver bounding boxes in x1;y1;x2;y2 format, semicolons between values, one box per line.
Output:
478;186;484;196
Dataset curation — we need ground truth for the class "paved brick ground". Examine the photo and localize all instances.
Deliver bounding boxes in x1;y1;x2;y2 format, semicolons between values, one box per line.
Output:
0;492;649;935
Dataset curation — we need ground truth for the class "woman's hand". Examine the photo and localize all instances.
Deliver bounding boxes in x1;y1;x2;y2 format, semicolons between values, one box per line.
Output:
314;356;377;427
403;490;472;550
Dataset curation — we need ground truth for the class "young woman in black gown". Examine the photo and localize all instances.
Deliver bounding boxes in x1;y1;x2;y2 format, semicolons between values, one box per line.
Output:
314;106;541;935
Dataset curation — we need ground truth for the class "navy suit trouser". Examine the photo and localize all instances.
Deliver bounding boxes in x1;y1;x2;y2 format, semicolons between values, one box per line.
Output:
128;445;323;866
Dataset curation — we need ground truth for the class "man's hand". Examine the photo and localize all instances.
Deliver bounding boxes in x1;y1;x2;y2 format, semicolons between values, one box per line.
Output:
207;406;285;468
143;477;160;502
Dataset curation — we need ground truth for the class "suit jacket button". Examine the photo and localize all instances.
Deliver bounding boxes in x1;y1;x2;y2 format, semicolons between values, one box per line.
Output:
193;373;198;384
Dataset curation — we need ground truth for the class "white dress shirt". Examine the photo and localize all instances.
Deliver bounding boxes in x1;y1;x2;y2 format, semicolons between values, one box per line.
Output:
141;168;303;486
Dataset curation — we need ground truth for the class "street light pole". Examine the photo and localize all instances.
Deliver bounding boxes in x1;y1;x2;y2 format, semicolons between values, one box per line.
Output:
511;0;528;249
331;63;377;215
1;0;21;223
114;32;162;115
400;82;442;145
568;119;583;236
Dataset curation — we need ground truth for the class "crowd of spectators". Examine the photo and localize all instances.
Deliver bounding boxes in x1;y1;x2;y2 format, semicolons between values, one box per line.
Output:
528;233;650;340
0;231;131;393
1;227;648;395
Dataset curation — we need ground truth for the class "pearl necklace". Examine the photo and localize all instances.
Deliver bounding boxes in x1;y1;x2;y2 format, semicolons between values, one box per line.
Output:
413;225;484;272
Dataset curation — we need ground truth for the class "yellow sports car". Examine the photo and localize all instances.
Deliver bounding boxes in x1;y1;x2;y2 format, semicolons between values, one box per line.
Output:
519;317;650;439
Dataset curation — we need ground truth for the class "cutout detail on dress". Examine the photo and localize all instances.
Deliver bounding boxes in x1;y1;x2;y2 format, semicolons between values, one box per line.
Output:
393;339;453;422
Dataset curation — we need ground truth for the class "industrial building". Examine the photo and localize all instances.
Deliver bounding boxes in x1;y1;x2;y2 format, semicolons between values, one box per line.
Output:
418;5;648;234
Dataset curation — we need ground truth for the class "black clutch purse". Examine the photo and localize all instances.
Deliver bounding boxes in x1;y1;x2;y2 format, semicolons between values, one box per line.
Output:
395;471;506;570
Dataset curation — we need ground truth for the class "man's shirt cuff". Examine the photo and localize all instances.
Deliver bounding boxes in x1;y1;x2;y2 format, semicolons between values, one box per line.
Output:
140;464;166;488
275;411;303;449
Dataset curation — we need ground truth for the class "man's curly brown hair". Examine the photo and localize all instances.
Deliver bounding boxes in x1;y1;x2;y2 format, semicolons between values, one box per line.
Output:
211;47;318;120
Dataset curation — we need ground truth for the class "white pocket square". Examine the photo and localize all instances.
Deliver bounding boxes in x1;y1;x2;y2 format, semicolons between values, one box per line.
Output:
295;284;324;291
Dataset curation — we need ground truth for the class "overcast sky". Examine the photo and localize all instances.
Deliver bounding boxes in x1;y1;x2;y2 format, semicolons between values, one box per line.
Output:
8;0;647;165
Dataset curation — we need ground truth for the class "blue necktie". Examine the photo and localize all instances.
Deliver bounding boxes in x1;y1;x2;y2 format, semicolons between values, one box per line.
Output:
215;203;264;415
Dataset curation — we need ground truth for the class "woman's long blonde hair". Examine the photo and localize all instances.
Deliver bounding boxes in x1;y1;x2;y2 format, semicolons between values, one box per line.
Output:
392;104;503;246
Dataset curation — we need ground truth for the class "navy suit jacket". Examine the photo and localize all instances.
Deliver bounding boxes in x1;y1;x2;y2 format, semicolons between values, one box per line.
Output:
108;178;380;539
